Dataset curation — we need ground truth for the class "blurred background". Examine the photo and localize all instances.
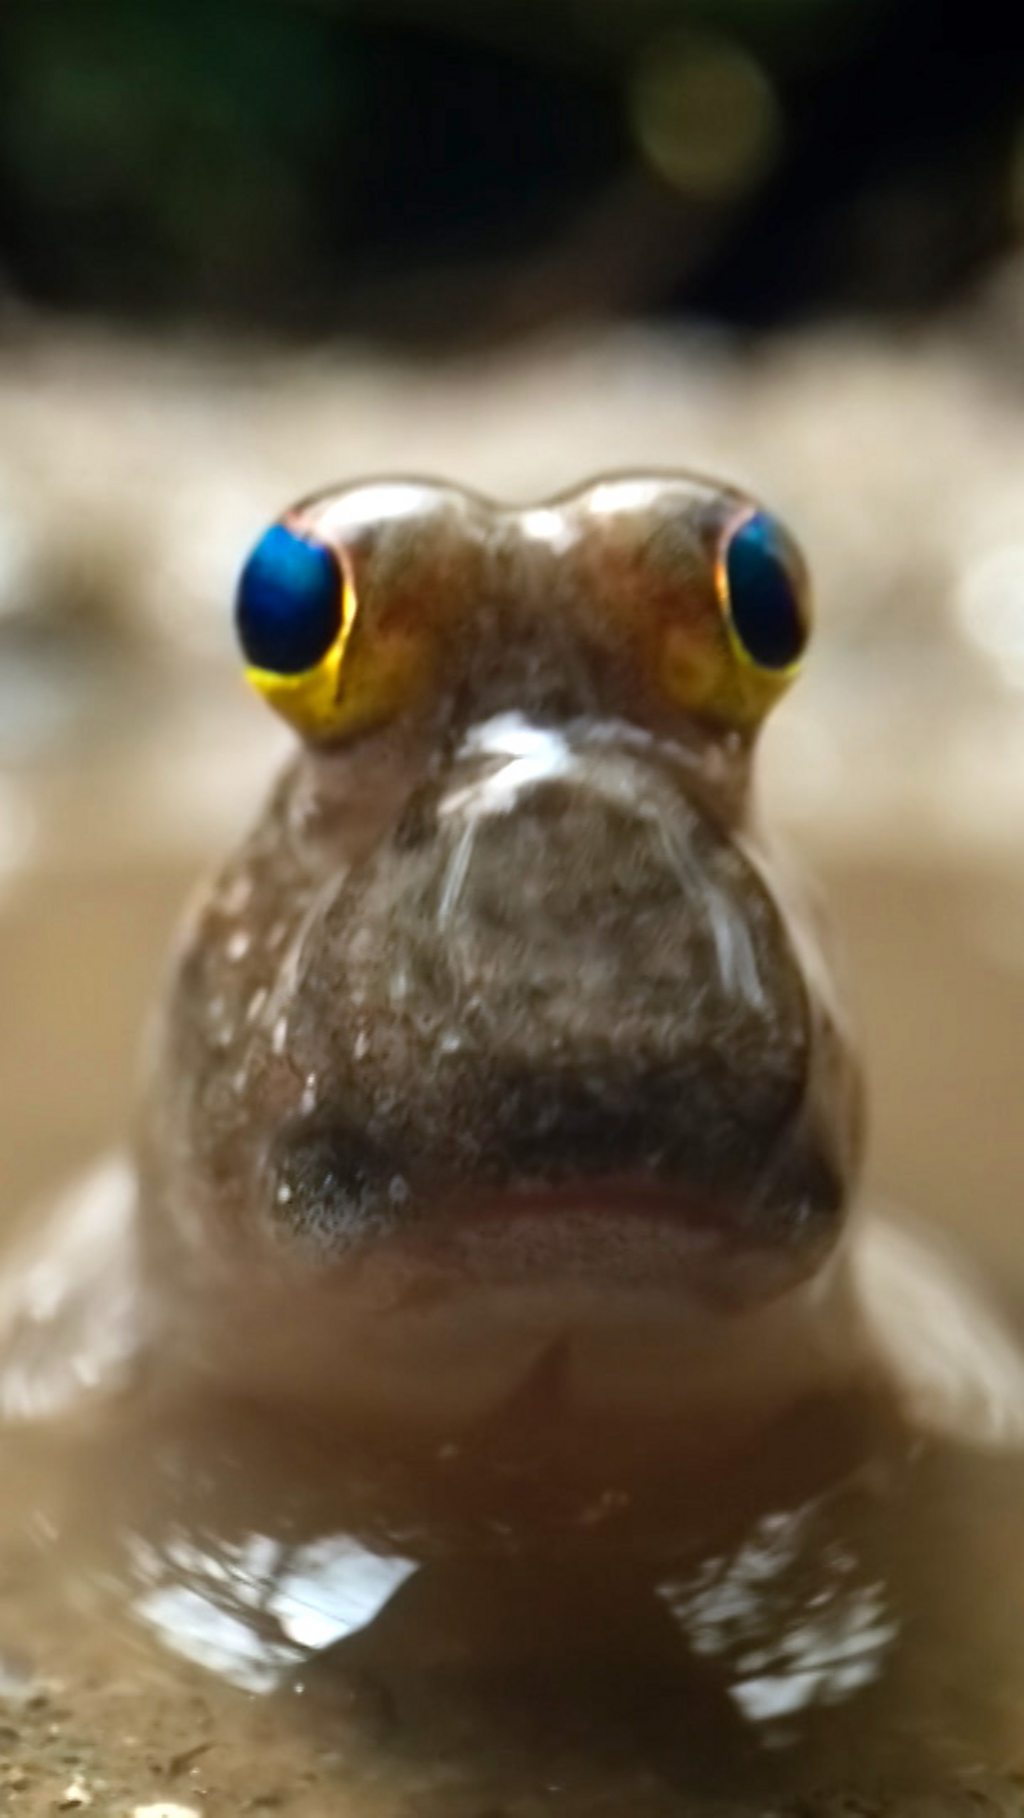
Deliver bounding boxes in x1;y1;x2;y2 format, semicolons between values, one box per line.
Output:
1;0;1024;1298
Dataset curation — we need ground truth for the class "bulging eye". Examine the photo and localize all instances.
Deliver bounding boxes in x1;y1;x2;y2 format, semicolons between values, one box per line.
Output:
235;524;342;675
719;510;810;672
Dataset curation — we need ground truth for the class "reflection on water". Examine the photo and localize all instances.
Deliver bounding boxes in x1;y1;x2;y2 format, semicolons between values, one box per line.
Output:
661;1506;899;1728
3;1349;1024;1811
132;1531;418;1693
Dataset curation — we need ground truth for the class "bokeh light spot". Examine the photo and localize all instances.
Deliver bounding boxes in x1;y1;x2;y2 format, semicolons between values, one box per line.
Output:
630;28;783;201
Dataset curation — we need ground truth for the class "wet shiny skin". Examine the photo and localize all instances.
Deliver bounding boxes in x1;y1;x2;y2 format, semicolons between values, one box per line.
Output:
134;473;864;1443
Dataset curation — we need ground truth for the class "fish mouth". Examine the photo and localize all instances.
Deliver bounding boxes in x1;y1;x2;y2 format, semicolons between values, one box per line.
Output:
185;1172;854;1442
209;1173;853;1444
305;1177;839;1319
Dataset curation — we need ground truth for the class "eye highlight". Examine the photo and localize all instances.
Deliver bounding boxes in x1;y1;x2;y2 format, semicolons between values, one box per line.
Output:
718;509;810;673
235;524;342;675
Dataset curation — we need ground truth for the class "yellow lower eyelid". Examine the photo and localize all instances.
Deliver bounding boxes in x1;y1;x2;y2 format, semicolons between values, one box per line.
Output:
246;646;344;737
655;618;803;734
658;510;808;729
245;574;437;743
245;575;358;739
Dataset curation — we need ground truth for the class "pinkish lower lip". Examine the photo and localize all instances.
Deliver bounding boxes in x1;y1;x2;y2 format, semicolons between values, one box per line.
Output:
346;1186;829;1312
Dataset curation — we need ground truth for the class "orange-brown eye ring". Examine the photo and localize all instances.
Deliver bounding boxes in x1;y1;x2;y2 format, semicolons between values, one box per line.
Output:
717;509;811;673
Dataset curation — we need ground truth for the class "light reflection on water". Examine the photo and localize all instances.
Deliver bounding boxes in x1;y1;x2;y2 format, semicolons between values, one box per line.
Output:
5;1376;1007;1804
660;1505;899;1732
3;1232;1024;1802
130;1530;418;1693
120;1486;901;1729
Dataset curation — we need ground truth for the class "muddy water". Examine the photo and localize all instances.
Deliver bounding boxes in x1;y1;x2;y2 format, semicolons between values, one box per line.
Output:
1;733;1024;1817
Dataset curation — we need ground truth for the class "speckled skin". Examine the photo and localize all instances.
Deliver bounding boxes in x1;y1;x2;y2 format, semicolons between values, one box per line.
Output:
136;474;863;1427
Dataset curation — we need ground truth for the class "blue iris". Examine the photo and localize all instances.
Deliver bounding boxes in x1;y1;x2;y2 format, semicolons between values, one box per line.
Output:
235;525;341;674
725;512;806;670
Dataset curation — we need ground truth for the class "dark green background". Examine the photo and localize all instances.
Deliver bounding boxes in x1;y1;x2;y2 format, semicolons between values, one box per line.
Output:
0;0;1021;340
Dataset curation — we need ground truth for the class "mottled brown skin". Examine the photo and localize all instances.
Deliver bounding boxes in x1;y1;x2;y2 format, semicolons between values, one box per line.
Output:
137;474;864;1438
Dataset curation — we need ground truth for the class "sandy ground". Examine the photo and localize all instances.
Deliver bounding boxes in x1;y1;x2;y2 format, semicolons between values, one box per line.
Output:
3;1657;1024;1817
